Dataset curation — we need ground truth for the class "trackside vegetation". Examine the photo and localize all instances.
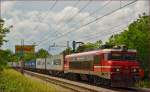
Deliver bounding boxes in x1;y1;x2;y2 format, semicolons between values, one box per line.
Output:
0;69;56;92
135;80;150;88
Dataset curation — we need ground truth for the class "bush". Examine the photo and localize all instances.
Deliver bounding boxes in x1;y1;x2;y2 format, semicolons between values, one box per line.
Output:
135;80;150;88
0;59;7;71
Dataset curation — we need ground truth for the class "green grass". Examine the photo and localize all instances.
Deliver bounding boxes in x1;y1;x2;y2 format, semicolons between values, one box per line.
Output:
0;69;56;92
135;80;150;88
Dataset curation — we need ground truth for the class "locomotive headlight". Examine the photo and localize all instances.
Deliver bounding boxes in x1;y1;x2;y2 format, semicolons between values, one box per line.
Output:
112;68;121;72
116;68;120;72
133;68;137;72
132;68;139;73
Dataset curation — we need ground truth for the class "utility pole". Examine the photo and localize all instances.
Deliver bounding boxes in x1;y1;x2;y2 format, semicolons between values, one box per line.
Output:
148;0;150;88
32;42;37;60
20;39;24;74
67;41;69;49
67;41;70;55
49;42;68;55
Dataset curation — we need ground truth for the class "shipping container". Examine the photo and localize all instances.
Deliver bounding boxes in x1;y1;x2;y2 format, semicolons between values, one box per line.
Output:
36;58;46;69
46;54;64;71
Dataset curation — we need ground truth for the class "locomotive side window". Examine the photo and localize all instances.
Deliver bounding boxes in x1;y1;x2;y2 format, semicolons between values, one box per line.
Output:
94;55;101;64
69;55;94;70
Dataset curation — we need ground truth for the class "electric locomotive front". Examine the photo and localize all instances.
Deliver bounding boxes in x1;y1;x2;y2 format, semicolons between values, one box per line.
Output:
101;47;143;87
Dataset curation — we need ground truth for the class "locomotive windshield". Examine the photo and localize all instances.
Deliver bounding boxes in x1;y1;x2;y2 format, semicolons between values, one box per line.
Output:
108;53;136;61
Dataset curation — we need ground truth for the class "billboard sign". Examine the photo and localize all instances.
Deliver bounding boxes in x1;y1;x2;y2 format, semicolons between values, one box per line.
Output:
15;45;35;54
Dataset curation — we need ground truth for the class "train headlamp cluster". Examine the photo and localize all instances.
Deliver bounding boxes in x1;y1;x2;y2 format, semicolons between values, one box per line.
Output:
113;68;121;72
132;68;139;73
116;68;120;72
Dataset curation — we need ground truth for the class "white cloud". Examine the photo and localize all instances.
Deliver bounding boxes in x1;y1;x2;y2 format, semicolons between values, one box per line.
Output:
134;0;149;18
1;0;149;54
1;1;16;15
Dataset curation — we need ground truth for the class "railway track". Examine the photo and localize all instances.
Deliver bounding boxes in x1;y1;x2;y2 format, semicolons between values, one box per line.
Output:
24;70;114;92
23;70;150;92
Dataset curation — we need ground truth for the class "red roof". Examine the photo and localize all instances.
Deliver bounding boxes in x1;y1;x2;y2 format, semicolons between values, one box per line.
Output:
66;49;136;58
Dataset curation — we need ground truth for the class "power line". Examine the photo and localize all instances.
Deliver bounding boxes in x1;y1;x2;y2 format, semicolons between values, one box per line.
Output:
55;0;80;25
86;29;123;43
39;0;137;46
33;0;57;29
37;0;92;45
30;0;58;40
37;0;110;45
80;14;134;43
82;24;128;42
57;0;132;44
35;0;80;44
54;0;111;36
81;21;129;42
79;0;112;23
52;0;92;36
79;1;135;42
58;12;133;44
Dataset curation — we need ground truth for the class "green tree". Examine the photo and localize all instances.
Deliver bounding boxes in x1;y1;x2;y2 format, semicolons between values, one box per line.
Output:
0;18;10;71
76;40;102;52
24;53;36;61
0;49;14;71
11;54;19;62
36;49;50;58
61;47;73;55
0;18;10;47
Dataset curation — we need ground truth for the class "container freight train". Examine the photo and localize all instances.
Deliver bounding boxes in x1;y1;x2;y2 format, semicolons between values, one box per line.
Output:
9;47;144;87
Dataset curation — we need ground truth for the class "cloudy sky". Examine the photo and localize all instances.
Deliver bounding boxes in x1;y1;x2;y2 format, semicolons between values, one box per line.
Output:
1;0;149;54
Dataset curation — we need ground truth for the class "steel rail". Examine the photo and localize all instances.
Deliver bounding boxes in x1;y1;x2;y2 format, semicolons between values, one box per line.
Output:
22;70;150;92
23;70;120;92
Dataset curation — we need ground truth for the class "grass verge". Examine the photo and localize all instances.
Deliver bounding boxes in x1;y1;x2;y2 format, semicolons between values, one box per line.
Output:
135;80;150;88
0;69;56;92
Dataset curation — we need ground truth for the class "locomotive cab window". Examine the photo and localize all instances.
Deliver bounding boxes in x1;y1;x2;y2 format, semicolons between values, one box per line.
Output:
124;54;136;60
108;53;137;61
94;55;101;64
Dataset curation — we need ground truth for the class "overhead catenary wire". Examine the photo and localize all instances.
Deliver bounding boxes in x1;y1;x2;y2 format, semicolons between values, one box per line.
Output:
39;0;137;46
44;0;92;39
81;20;131;42
55;0;80;25
58;12;134;44
31;0;58;38
36;0;93;45
33;0;57;29
77;1;135;42
37;0;110;45
82;23;129;42
79;0;112;23
54;0;112;36
34;0;80;44
57;25;125;45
